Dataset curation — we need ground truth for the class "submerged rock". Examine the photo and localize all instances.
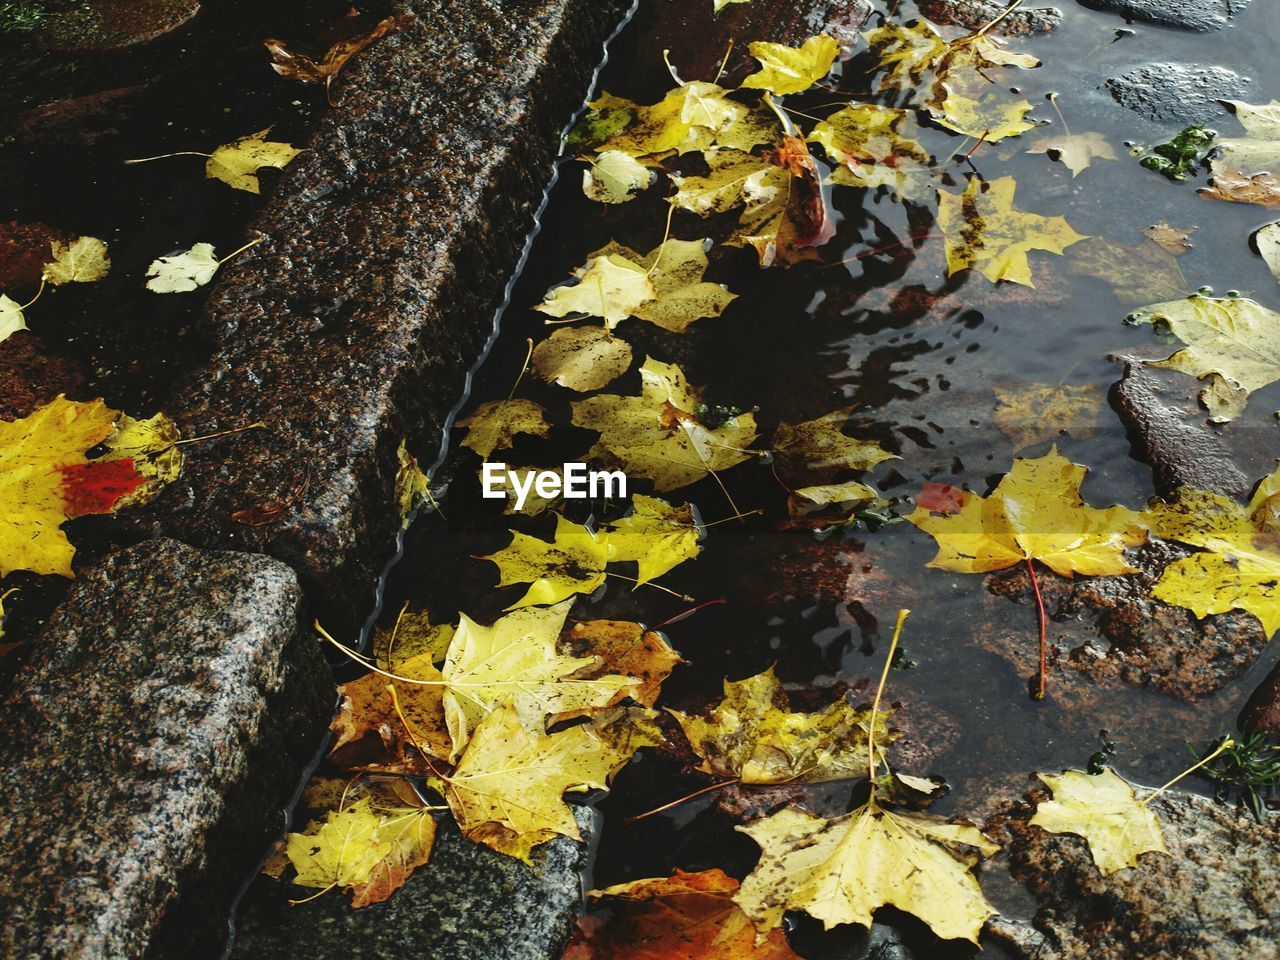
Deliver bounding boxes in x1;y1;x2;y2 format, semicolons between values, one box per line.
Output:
0;334;88;420
37;0;201;51
917;0;1062;34
1079;0;1253;32
1105;63;1251;125
1240;660;1280;738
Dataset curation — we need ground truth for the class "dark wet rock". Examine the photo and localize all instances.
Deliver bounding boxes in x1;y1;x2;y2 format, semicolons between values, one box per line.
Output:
1111;359;1250;499
917;0;1062;34
1240;659;1280;737
230;807;600;960
1105;63;1251;125
985;782;1280;959
985;540;1267;700
0;539;331;960
37;0;201;51
1078;0;1252;32
17;85;147;146
0;333;88;421
0;220;68;289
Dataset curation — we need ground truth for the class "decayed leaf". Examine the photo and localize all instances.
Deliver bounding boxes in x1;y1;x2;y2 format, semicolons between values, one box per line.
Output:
931;86;1035;142
206;129;301;194
532;326;633;391
993;383;1103;451
1199;169;1280;207
373;606;455;671
583;150;656;204
583;85;778;160
42;236;110;284
1146;221;1197;255
1256;222;1280;282
908;446;1146;577
1030;769;1166;876
670;667;894;784
559;618;682;715
481;513;610;609
739;35;840;96
1145;478;1280;638
1;396;180;578
1069;237;1191;306
394;440;431;524
535;254;657;328
572;357;758;491
604;494;701;586
145;243;221;293
788;481;879;517
1027;131;1116;177
457;399;551;458
937;177;1086;286
772;408;896;479
807;104;931;199
264;14;414;99
564;868;804;960
1126;294;1280;422
330;653;451;771
0;295;27;343
587;238;738;333
863;20;949;91
735;802;998;943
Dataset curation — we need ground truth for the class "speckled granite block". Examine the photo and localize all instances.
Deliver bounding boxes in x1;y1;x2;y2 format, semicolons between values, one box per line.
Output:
0;539;332;960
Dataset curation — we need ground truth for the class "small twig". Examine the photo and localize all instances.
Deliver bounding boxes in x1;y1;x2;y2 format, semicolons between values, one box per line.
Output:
650;598;727;631
625;778;739;822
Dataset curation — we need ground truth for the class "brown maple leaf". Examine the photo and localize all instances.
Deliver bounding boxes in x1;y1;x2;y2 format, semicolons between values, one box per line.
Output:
264;14;415;105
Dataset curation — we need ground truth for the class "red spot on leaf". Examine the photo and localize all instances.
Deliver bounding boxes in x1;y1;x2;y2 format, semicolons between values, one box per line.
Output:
60;458;147;518
917;483;966;515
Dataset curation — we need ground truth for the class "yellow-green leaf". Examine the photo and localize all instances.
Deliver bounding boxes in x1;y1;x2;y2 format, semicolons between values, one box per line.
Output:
604;494;701;586
145;242;221;293
590;238;737;333
43;236;110;285
807;104;931;199
532;326;633;391
206;128;301;193
583;150;655;203
1030;769;1167;876
457;399;551;458
481;513;609;609
535;254;657;329
739;35;840;96
0;295;27;343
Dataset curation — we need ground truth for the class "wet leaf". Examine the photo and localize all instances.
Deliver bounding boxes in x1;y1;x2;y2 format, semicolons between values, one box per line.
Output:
807;104;931;199
1030;768;1166;876
739;35;840;96
1199;168;1280;207
714;0;751;12
330;653;452;771
993;383;1103;451
457;399;551;458
559;617;683;716
585;85;776;160
263;13;414;99
145;242;220;293
372;606;455;671
0;294;27;343
206;129;301;194
772;408;896;480
931;86;1035;142
1255;222;1280;281
1212;100;1280;178
1126;294;1280;422
532;326;633;391
1027;131;1116;177
603;494;701;586
588;238;737;332
572;357;758;491
1146;220;1197;255
583;150;655;204
394;440;431;525
535;254;657;329
907;446;1146;577
937;176;1085;286
42;236;110;284
735;802;998;943
863;20;950;91
1069;237;1191;305
482;513;609;610
564;868;804;960
670;667;894;784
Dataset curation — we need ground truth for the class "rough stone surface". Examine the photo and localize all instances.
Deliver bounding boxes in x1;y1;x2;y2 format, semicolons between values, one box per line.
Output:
0;220;69;289
1111;359;1250;499
230;807;600;960
37;0;202;51
918;0;1062;34
1078;0;1253;32
1105;63;1251;125
0;539;332;960
0;333;87;420
132;0;630;635
1240;660;1280;737
985;784;1280;959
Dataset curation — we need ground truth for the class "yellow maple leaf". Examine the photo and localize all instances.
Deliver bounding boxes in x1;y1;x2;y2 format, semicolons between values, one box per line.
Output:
330;652;453;770
0;295;26;343
481;513;610;609
670;667;895;784
583;83;775;160
144;243;221;293
206;128;301;194
572;357;758;491
863;20;949;91
735;802;998;943
456;398;550;458
42;236;110;285
393;440;432;525
931;87;1036;142
531;326;633;392
807;104;932;199
1069;236;1191;306
908;446;1146;578
589;238;738;333
1029;768;1167;876
772;408;896;478
558;618;683;716
937;176;1086;286
1027;131;1117;177
992;383;1103;451
535;254;657;328
583;150;655;204
603;494;702;586
739;35;840;96
1125;294;1280;422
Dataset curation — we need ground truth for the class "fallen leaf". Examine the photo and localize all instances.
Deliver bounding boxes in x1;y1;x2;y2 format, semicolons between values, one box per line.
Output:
1126;294;1280;422
394;440;431;525
571;357;758;491
535;254;657;328
931;87;1036;142
206;128;301;194
1146;221;1197;255
145;242;221;293
714;0;751;11
788;481;880;519
937;176;1086;286
1256;222;1280;282
558;618;683;716
669;667;894;784
42;236;110;285
1069;237;1191;305
739;35;840;96
457;399;551;458
1027;131;1116;177
588;238;737;332
807;104;932;199
487;466;565;516
603;494;701;586
993;383;1103;451
0;295;27;343
532;326;633;391
772;408;896;480
263;14;414;101
863;20;950;92
735;802;998;943
1030;768;1166;876
1199;168;1280;207
1212;99;1280;178
373;606;454;670
584;85;777;160
330;653;452;771
481;513;610;609
583;150;656;204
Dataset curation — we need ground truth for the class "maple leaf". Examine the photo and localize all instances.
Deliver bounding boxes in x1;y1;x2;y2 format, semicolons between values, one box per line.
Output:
1027;131;1117;177
485;465;565;516
205;129;301;194
456;398;550;458
145;243;220;293
394;440;432;525
1069;237;1191;306
1212;99;1280;179
603;494;702;586
571;357;758;491
329;653;452;771
772;408;896;479
0;295;27;343
558;618;683;716
583;84;776;161
908;447;1146;578
531;326;633;392
993;383;1103;451
1030;769;1167;876
1;396;180;578
669;667;895;784
264;13;414;102
788;481;880;519
373;605;455;670
863;20;950;91
1145;480;1280;638
481;513;610;609
1200;169;1280;207
739;35;840;95
1126;294;1280;422
535;254;657;329
735;802;998;943
931;86;1036;142
714;0;752;11
807;104;932;199
1146;221;1197;255
564;868;803;960
583;150;655;203
42;236;110;284
588;238;738;333
937;177;1086;287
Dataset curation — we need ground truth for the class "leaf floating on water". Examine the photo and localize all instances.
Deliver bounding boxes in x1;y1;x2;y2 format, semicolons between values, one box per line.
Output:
532;326;633;391
807;104;932;199
1029;768;1166;876
1069;237;1191;306
582;150;655;204
604;494;702;586
535;254;657;329
1199;168;1280;207
1146;220;1197;255
558;617;683;717
739;35;840;96
482;513;610;610
993;383;1103;451
1027;131;1116;177
0;295;27;343
145;242;221;293
931;86;1036;142
589;238;737;332
42;236;110;285
773;408;896;477
1255;222;1280;282
206;129;302;194
1212;100;1280;179
394;440;432;525
713;0;751;11
457;399;551;458
263;13;415;101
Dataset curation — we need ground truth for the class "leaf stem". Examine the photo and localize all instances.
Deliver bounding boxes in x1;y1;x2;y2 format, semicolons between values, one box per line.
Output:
605;571;694;602
173;421;267;446
868;609;910;787
217;235;267;265
507;338;534;401
1026;557;1048;700
1141;737;1236;806
20;277;46;310
123;151;212;164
